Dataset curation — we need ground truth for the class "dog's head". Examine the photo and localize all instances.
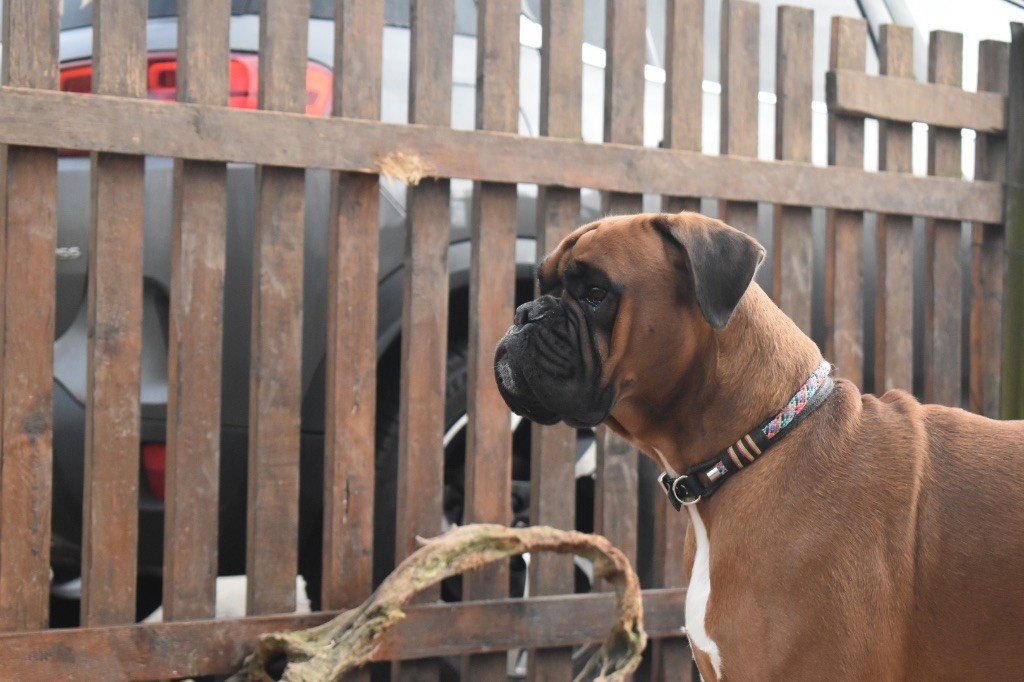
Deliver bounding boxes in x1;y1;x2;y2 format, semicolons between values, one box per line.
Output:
493;211;764;429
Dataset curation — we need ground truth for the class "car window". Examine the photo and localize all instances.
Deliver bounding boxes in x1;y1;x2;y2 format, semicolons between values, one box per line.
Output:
384;0;481;35
58;0;335;31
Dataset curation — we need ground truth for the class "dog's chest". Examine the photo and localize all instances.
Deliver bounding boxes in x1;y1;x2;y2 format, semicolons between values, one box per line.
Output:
685;505;723;679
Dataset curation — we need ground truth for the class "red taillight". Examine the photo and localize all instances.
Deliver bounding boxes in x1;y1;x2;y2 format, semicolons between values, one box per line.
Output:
141;442;167;501
58;53;333;154
304;62;333;116
59;62;93;94
227;54;260;110
146;57;178;101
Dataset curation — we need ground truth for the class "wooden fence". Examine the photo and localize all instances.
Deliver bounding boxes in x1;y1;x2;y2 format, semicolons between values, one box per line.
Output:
0;0;1019;680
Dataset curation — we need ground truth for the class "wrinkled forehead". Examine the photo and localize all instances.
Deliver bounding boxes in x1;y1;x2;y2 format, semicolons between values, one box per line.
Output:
537;215;663;291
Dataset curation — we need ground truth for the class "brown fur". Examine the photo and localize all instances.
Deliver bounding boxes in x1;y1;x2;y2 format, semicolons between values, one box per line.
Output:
544;212;1024;680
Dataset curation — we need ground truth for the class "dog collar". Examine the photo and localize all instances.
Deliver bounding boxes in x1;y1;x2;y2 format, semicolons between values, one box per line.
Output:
658;360;834;510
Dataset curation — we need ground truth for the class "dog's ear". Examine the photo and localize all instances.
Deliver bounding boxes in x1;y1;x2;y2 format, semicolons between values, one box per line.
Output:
653;212;765;330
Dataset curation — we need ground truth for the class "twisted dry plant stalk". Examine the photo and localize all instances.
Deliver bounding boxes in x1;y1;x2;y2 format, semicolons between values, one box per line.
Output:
226;523;646;682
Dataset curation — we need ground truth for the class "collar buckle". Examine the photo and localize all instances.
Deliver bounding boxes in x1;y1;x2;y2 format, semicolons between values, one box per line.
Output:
658;472;702;511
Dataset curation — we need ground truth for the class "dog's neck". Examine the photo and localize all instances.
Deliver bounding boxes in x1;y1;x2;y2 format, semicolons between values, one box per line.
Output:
609;283;824;476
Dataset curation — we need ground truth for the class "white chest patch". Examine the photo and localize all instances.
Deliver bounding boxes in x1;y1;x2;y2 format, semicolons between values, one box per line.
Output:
686;505;723;679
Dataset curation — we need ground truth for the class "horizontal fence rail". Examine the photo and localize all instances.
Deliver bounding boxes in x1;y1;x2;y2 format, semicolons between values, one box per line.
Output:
0;87;1003;222
0;589;687;681
827;70;1007;132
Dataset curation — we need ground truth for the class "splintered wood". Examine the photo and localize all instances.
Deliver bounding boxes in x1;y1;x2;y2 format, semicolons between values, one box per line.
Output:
226;524;647;682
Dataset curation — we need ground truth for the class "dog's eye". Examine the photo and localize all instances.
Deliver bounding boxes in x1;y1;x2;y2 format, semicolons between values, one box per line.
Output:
583;286;607;304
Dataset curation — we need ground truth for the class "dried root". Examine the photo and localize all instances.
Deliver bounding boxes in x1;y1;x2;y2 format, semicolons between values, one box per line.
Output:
226;524;646;682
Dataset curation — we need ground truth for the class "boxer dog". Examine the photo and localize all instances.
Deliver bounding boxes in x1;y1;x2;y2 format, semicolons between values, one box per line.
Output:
494;211;1024;680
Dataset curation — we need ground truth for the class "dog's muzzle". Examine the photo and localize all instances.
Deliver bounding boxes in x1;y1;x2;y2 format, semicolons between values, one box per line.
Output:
493;296;612;428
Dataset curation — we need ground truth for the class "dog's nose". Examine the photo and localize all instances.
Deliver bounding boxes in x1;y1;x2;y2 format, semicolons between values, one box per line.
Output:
514;299;552;326
514;302;537;326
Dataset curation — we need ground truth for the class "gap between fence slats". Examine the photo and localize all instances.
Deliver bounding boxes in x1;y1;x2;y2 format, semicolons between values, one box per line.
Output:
772;5;814;335
462;1;520;679
321;0;383;625
0;0;59;633
394;2;455;679
923;31;964;407
875;24;915;395
825;16;867;389
246;0;310;616
970;40;1010;418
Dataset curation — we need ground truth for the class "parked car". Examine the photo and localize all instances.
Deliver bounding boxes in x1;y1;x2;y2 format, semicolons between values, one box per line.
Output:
48;0;600;625
45;0;1023;639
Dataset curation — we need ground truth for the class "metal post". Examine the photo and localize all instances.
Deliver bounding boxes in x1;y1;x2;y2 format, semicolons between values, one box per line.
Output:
1002;23;1024;419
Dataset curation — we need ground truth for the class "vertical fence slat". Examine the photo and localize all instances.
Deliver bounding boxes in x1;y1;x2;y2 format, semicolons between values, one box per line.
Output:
1003;22;1024;420
322;0;383;618
80;0;146;627
875;24;915;395
653;1;701;679
0;0;58;632
463;1;519;678
596;0;645;583
970;40;1009;417
826;16;866;388
164;0;230;622
395;1;454;678
923;31;964;407
719;0;759;237
772;5;814;334
529;2;583;678
246;0;310;616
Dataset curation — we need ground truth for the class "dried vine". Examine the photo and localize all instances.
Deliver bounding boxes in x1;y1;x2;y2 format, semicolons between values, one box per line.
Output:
226;524;646;682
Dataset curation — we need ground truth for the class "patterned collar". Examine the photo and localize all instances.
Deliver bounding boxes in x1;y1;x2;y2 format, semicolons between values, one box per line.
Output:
658;360;835;510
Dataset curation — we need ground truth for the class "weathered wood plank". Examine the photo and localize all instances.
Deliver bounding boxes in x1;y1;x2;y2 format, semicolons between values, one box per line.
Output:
970;40;1009;417
0;589;687;680
395;2;455;679
662;0;703;218
827;70;1005;134
246;0;310;616
655;2;702;673
321;0;383;618
825;16;867;388
0;0;59;632
0;87;1004;223
395;0;453;562
719;0;759;237
1003;23;1024;420
163;0;230;623
80;0;146;628
530;4;584;678
875;24;915;395
463;3;520;679
650;500;694;682
923;31;964;407
595;425;640;593
772;5;814;334
598;0;646;580
663;0;703;155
